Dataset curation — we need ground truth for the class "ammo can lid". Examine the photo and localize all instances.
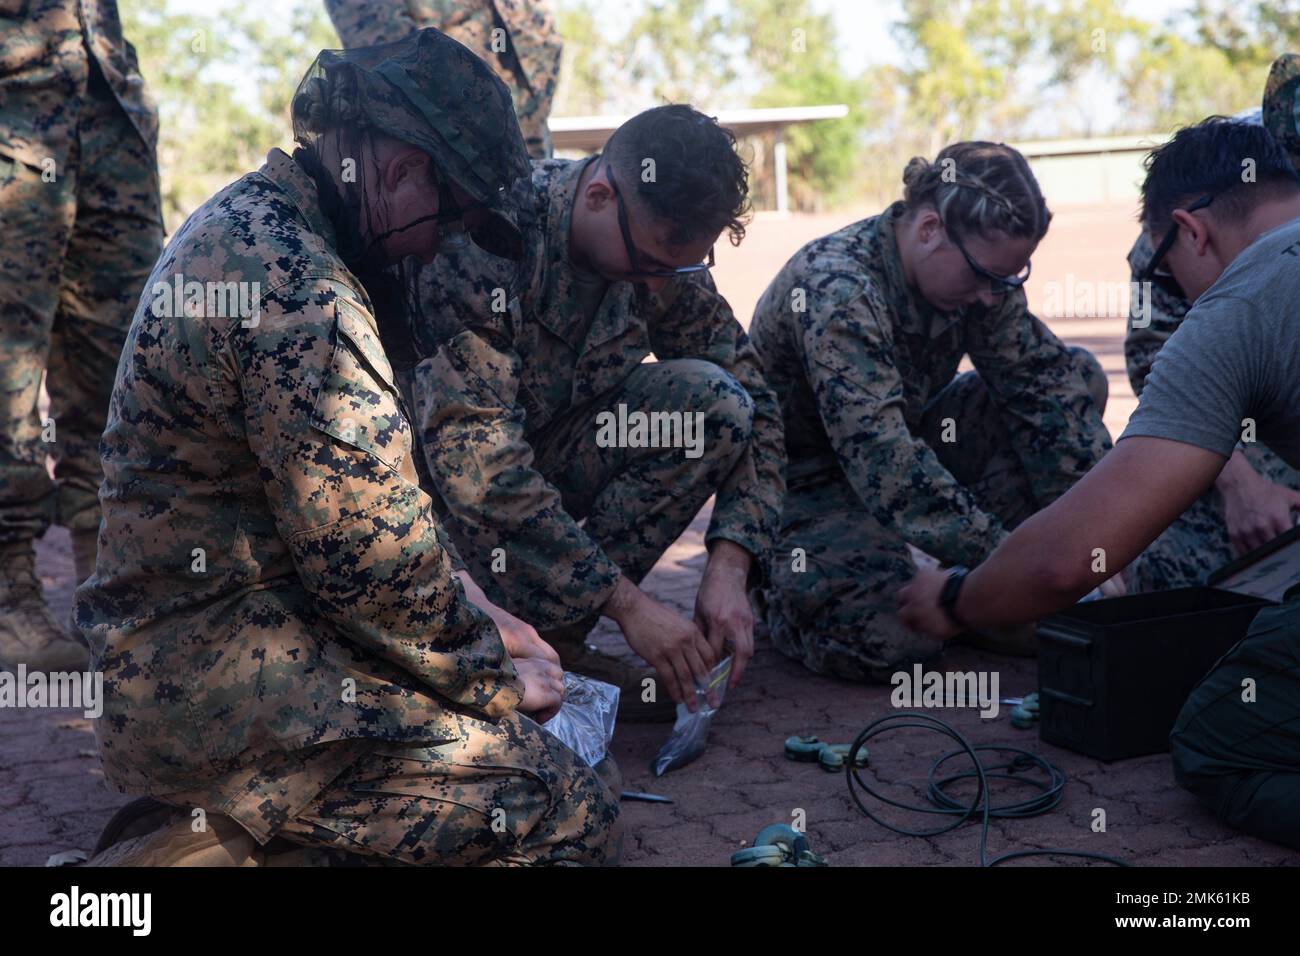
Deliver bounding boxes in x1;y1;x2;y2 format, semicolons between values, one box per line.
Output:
1207;524;1300;602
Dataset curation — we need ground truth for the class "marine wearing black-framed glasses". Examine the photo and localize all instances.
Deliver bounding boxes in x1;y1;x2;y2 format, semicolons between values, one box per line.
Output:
1138;192;1217;297
604;161;716;280
945;224;1032;295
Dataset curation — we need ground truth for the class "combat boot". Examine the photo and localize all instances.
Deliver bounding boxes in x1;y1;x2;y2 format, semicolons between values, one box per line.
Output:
545;623;677;723
85;797;385;867
0;539;89;671
85;801;263;867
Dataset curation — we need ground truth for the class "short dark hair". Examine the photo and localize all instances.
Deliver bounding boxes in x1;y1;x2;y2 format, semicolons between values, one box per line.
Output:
901;141;1051;242
602;104;751;249
1141;117;1300;237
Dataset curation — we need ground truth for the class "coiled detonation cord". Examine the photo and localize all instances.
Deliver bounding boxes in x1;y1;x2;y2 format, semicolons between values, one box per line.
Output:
845;712;1129;867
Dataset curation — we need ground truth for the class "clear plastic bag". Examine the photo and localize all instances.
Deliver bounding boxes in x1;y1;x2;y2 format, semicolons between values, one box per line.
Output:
542;672;620;768
652;655;733;776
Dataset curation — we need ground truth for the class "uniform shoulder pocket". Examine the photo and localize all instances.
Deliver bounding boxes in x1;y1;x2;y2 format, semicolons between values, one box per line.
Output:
310;305;411;472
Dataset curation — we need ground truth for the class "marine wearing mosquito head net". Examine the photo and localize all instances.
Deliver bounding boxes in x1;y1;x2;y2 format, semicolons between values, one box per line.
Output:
290;27;533;275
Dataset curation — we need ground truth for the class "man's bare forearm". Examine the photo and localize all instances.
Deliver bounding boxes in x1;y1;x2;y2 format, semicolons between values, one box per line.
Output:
601;573;640;625
953;438;1227;629
1214;447;1256;495
704;539;752;581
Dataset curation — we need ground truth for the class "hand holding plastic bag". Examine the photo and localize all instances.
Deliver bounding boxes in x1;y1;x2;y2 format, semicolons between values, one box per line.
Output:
652;655;733;776
542;672;619;768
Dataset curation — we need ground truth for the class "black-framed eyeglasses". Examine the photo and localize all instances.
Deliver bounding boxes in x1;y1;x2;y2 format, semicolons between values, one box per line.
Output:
604;163;715;279
418;175;524;260
1139;192;1216;297
946;226;1032;295
396;177;483;235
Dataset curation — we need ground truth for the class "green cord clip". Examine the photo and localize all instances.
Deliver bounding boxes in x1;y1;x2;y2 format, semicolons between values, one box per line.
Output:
730;824;829;867
1009;692;1040;729
818;743;871;772
784;735;824;762
785;735;869;769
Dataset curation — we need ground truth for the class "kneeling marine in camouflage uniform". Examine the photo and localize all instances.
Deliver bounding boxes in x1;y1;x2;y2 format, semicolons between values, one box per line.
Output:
397;106;785;720
77;30;619;866
750;142;1112;681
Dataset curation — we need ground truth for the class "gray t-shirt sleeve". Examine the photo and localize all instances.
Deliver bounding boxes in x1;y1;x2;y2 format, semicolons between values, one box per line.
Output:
1119;294;1269;457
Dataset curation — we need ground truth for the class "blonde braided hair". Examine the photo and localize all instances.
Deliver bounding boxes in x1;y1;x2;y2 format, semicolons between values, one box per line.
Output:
901;142;1051;241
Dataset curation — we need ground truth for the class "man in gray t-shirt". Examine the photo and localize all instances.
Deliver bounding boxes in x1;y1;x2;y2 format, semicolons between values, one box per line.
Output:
1121;101;1300;593
896;114;1300;850
1123;215;1300;465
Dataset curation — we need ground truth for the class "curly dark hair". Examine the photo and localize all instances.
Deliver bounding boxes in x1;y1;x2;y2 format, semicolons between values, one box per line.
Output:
602;104;751;249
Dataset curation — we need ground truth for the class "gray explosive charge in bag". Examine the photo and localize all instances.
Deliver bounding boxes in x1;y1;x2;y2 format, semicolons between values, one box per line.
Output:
652;655;733;776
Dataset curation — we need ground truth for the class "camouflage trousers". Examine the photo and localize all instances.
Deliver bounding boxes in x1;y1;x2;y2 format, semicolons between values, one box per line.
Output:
764;347;1107;681
1170;598;1300;850
272;710;622;866
442;13;554;160
0;61;162;543
1126;442;1300;592
464;358;754;633
325;0;556;159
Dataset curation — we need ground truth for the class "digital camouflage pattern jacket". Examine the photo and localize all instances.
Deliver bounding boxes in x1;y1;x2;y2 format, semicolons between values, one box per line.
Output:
74;148;521;841
402;156;786;628
750;202;1112;568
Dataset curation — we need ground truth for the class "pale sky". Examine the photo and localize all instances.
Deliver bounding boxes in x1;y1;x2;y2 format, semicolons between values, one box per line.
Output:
822;0;1192;72
161;0;1201;131
166;0;1198;75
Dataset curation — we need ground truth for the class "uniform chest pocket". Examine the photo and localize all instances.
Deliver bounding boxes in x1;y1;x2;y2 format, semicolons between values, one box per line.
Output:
310;307;412;473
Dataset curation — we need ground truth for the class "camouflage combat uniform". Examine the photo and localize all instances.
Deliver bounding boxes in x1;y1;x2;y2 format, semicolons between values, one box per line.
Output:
749;203;1111;681
395;155;785;638
74;31;619;866
325;0;563;159
0;0;162;548
1122;56;1300;592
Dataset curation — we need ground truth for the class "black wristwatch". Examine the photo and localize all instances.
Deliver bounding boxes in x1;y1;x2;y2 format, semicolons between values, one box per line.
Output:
938;566;970;631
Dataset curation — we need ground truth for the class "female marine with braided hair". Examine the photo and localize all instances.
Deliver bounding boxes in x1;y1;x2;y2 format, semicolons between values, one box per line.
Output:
749;141;1113;682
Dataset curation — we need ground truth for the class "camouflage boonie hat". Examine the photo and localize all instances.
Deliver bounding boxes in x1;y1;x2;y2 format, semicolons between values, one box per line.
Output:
1263;53;1300;172
292;27;532;260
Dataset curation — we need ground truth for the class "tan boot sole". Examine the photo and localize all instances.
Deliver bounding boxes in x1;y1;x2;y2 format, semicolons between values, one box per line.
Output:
84;812;263;867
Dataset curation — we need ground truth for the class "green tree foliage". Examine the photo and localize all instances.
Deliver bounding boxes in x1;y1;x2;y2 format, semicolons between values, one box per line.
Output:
121;0;338;229
551;0;873;209
1118;0;1300;136
119;0;1300;218
737;0;872;209
552;0;610;116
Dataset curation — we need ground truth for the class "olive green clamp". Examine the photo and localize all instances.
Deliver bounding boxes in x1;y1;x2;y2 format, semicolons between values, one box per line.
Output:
730;824;829;867
784;735;869;771
1009;692;1040;729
